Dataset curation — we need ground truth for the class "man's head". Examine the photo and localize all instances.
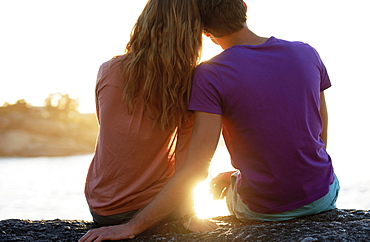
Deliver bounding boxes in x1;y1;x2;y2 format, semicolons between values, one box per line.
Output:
198;0;247;38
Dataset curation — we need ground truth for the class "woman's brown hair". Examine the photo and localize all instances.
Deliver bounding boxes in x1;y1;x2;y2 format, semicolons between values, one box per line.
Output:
121;0;202;131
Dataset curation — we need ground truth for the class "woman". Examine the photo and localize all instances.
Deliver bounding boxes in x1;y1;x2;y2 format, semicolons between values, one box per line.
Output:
81;0;216;240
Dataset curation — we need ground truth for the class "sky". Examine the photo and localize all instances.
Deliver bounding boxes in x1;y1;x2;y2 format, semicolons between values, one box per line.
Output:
1;0;370;205
0;0;148;113
0;0;369;113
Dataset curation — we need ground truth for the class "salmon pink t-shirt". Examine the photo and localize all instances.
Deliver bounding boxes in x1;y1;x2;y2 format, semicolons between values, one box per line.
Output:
85;55;193;216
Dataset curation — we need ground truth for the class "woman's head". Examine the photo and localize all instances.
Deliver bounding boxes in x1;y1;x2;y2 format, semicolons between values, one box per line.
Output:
122;0;202;131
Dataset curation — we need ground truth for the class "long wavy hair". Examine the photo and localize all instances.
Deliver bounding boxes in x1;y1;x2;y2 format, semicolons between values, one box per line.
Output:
121;0;202;131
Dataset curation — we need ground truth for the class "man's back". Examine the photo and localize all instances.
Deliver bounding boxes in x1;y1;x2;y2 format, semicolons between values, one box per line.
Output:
189;37;334;214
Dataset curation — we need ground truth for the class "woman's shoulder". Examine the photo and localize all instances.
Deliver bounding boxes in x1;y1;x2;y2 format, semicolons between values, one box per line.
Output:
98;54;129;74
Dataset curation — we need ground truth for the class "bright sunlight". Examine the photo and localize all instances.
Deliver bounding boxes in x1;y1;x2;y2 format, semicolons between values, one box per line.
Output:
193;140;235;218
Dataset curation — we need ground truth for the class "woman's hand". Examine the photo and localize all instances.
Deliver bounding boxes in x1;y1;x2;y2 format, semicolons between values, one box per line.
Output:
209;171;235;200
183;216;219;233
78;223;135;242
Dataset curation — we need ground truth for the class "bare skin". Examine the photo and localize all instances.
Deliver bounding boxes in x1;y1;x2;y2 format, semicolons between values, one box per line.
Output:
209;171;235;200
79;215;218;241
320;92;329;148
79;2;330;239
79;112;222;241
79;15;274;242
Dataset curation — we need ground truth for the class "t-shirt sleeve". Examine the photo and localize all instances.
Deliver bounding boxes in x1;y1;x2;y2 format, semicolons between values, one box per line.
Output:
312;48;331;91
188;63;223;115
319;63;331;91
95;63;106;123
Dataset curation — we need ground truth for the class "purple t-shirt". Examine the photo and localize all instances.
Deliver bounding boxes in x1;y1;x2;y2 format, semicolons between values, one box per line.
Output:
188;37;334;214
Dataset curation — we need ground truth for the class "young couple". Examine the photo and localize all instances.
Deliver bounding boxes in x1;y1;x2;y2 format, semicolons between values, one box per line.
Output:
80;0;339;241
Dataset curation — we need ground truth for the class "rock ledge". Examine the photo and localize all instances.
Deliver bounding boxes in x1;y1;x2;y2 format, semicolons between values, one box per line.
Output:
1;209;369;241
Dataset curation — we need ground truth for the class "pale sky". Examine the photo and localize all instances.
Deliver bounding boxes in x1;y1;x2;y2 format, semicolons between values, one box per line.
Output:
0;0;148;112
0;0;368;113
0;0;370;214
1;0;369;174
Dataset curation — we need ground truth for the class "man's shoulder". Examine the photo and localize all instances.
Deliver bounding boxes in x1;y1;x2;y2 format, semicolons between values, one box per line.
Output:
274;37;315;51
195;49;232;72
195;60;218;72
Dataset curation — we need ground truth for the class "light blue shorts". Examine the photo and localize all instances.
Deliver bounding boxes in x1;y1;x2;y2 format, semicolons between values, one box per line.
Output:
226;173;340;221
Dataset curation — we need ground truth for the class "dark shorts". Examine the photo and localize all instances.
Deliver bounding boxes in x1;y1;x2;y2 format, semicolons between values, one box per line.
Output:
90;209;139;227
90;207;182;227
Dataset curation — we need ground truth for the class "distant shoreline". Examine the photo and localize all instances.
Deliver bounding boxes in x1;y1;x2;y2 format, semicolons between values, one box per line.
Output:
0;100;98;157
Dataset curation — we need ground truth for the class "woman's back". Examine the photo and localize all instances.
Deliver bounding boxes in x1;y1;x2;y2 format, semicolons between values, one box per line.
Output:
85;56;179;216
83;0;201;225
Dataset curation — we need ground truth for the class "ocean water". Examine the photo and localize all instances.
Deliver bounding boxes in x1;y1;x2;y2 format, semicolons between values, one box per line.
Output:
0;146;369;221
0;155;91;220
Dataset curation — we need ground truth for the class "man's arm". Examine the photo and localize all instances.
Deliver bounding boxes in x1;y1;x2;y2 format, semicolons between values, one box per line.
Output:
320;91;328;148
79;112;222;242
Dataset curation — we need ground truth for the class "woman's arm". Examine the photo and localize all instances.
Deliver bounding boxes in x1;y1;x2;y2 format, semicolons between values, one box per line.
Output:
79;112;222;241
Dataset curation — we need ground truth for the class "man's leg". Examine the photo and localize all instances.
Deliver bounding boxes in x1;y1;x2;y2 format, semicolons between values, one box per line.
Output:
226;173;340;222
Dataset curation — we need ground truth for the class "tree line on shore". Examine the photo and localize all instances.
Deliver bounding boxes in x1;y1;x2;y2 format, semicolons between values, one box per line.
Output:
1;93;83;120
0;93;98;157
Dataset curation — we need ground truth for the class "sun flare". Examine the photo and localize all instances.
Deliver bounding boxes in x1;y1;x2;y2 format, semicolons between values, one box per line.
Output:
194;180;230;219
193;142;235;219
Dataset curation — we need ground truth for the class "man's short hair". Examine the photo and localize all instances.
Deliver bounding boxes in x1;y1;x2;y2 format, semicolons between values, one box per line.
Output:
198;0;247;38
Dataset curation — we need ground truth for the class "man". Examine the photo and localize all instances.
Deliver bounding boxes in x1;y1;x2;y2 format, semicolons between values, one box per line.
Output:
79;0;339;240
193;0;339;221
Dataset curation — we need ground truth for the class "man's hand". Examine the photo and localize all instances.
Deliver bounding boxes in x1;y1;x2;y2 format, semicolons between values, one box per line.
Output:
209;171;235;200
78;223;135;242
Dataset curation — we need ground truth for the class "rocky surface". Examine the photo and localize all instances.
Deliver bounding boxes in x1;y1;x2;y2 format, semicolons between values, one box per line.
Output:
1;209;369;241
